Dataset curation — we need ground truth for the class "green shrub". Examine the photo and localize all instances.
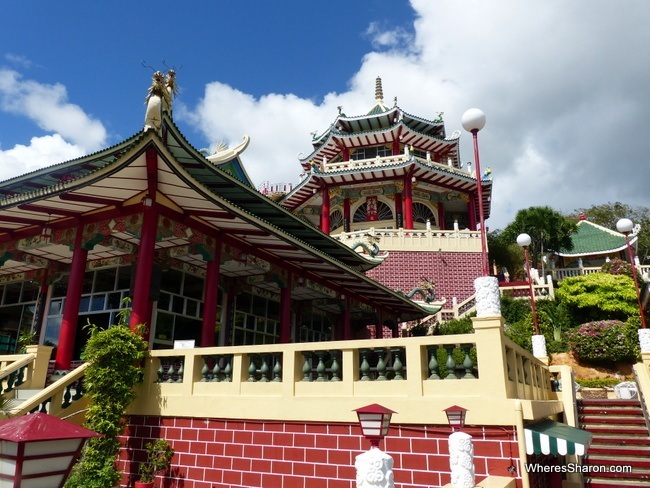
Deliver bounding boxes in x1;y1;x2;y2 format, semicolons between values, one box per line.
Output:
434;316;474;335
576;378;620;388
65;305;148;488
567;320;639;364
601;258;637;280
500;295;532;325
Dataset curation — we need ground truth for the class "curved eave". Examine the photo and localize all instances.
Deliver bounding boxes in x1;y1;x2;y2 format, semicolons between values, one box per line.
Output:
0;130;146;201
300;121;460;170
0;124;427;321
283;157;492;218
557;237;637;257
161;117;393;272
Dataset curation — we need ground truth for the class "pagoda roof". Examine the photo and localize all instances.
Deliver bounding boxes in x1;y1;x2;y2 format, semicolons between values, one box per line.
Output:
282;154;492;221
302;107;459;170
0;115;428;321
556;219;637;257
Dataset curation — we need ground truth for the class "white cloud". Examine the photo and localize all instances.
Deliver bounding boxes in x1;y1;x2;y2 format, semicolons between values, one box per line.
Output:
183;0;650;230
0;134;86;181
0;68;107;180
0;69;106;151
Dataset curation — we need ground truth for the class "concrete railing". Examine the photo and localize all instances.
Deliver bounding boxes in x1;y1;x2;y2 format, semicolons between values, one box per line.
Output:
552;264;650;282
333;227;482;253
129;315;561;427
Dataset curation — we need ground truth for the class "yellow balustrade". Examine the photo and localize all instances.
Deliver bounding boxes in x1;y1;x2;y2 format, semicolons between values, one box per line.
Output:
129;315;561;427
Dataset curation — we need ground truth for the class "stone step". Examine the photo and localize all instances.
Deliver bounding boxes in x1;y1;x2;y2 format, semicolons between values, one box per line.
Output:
581;414;648;425
584;424;649;436
580;406;644;416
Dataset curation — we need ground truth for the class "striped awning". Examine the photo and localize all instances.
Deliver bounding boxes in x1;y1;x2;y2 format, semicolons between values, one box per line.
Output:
524;420;592;455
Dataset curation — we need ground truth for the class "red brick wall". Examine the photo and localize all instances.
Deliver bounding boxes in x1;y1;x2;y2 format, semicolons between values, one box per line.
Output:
118;416;521;488
365;251;482;304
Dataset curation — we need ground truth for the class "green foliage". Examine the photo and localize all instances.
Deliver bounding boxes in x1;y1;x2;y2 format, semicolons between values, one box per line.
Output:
433;316;474;335
567;320;639;364
65;304;148;488
139;439;175;483
500;295;533;325
487;230;522;280
601;258;637;280
575;378;620;388
17;328;37;353
556;273;640;324
500;206;577;268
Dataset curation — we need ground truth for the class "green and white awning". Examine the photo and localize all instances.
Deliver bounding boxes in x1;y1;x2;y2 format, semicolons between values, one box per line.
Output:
524;420;592;456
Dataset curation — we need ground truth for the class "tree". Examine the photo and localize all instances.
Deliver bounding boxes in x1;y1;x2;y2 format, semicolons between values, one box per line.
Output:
487;230;523;279
500;206;577;269
568;202;650;265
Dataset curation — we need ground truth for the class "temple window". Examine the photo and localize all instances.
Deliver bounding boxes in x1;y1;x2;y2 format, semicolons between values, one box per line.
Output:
232;292;280;346
413;202;436;226
299;311;332;342
349;145;392;161
329;209;344;232
353;199;393;223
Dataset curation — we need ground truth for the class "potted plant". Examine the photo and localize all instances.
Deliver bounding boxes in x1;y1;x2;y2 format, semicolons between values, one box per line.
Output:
135;438;174;488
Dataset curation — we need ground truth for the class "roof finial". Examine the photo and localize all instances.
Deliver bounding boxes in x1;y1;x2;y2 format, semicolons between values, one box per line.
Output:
375;76;384;103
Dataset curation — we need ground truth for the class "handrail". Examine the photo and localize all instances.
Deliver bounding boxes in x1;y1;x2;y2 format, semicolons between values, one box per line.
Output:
8;362;90;418
632;362;650;434
0;353;36;393
130;328;560;426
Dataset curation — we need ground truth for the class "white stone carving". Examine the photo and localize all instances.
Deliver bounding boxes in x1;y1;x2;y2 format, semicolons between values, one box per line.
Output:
532;334;548;358
639;328;650;353
474;276;501;318
355;448;395;488
448;431;475;488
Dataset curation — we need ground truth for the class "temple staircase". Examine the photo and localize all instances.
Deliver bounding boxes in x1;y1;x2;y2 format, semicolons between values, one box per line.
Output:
578;398;650;487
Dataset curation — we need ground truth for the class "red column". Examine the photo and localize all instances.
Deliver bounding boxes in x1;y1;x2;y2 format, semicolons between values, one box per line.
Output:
129;203;159;336
201;242;222;347
468;194;477;230
343;197;351;233
437;204;445;230
55;227;88;370
395;192;403;228
320;187;330;234
279;274;292;343
403;175;413;230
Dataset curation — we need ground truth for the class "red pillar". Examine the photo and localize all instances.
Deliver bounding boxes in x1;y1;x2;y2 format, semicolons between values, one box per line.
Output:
320;187;330;234
437;204;445;230
201;242;222;347
403;175;413;230
55;227;88;370
279;274;292;343
468;194;477;230
395;192;403;228
129;203;159;336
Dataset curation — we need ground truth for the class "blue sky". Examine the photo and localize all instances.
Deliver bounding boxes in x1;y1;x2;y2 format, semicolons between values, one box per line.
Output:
2;1;650;230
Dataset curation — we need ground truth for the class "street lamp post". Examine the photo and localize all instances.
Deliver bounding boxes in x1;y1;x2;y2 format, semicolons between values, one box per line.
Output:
616;218;647;329
444;405;475;488
516;233;540;335
461;108;489;277
354;404;396;488
517;233;548;361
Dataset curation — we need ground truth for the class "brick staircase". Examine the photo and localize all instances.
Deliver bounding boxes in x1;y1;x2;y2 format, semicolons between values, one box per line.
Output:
578;398;650;487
